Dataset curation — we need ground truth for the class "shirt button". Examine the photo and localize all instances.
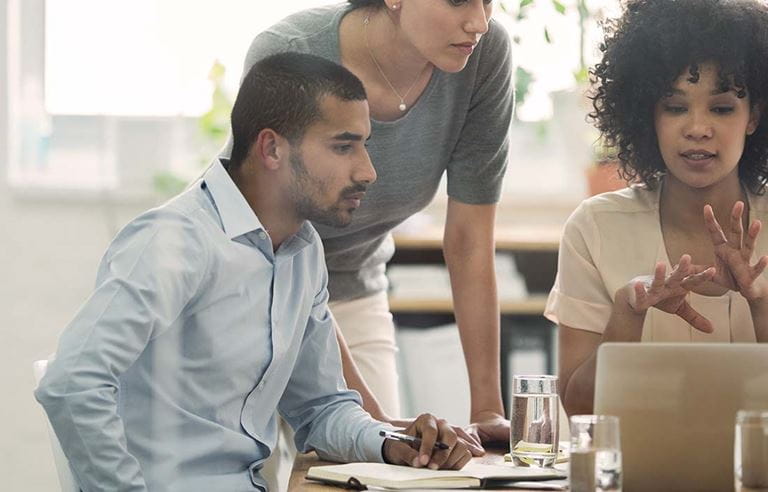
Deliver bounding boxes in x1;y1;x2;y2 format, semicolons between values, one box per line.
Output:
257;231;267;240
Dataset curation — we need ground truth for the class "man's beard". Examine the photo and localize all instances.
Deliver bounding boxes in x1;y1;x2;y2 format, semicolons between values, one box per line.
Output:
290;152;365;228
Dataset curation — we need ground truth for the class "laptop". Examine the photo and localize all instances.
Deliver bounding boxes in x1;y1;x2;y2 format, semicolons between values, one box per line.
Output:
594;343;768;492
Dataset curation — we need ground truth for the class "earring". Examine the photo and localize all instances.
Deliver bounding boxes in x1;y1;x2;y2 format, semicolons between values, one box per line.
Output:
391;2;400;9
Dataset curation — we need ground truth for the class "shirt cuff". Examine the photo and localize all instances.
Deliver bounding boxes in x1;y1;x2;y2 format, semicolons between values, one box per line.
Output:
366;423;398;464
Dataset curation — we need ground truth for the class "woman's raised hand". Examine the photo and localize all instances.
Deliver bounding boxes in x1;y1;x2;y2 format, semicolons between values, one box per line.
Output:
703;202;768;301
626;254;715;333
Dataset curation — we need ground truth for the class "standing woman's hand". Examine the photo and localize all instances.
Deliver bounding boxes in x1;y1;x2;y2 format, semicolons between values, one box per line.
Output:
623;254;716;333
703;202;768;300
465;411;509;448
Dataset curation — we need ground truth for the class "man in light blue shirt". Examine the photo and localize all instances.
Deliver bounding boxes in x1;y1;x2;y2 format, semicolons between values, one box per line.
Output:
35;53;471;491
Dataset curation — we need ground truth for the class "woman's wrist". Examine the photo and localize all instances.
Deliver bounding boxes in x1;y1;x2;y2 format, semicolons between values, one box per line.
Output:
605;286;646;342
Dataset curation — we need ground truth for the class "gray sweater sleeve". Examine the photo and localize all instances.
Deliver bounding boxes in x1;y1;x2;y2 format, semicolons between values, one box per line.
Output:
446;22;514;205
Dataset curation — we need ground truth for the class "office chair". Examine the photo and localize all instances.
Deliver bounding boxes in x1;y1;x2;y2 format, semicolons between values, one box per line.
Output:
33;360;80;492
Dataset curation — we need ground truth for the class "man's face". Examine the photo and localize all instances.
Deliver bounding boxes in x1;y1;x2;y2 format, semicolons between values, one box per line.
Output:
288;95;375;228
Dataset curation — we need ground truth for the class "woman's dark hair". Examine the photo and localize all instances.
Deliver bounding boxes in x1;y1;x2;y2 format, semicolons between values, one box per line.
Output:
589;0;768;193
230;52;367;167
348;0;386;8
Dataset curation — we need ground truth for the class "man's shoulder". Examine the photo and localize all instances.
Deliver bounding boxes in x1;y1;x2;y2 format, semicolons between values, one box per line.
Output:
111;186;213;253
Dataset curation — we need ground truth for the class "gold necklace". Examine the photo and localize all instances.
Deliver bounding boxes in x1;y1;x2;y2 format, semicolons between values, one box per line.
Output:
363;15;428;112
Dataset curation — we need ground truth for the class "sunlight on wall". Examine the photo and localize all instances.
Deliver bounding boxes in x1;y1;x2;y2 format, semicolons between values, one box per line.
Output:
45;0;333;115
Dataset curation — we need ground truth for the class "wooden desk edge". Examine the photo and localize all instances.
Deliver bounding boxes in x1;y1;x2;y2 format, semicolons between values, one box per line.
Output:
389;294;549;315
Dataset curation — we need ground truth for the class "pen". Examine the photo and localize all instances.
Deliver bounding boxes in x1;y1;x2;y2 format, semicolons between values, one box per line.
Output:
379;430;450;450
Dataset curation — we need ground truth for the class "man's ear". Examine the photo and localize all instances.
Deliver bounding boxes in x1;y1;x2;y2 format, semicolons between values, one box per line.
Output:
252;129;286;170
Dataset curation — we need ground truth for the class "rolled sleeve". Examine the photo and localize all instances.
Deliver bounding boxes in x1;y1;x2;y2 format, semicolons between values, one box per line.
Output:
545;202;613;333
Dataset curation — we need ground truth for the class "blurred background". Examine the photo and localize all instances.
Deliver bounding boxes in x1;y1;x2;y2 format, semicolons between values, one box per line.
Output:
0;0;622;489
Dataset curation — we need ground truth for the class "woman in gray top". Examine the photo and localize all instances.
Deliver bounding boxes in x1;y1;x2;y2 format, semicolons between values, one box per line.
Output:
229;0;512;450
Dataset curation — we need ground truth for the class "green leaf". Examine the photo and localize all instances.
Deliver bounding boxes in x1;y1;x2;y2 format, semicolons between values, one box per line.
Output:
551;0;566;14
514;66;534;111
520;0;534;8
573;66;589;84
544;26;552;43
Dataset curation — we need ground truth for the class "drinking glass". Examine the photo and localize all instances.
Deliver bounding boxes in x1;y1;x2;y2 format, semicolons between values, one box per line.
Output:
735;410;768;489
510;375;559;467
569;415;622;492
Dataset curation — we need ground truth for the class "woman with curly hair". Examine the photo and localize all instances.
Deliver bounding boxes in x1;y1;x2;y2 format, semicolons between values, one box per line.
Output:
545;0;768;416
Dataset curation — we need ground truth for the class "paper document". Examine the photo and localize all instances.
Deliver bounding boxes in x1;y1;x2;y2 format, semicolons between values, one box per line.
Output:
306;462;566;489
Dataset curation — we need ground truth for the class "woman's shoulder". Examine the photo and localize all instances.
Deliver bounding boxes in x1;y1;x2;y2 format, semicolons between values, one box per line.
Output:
561;185;659;242
243;4;346;72
576;184;660;217
261;4;345;41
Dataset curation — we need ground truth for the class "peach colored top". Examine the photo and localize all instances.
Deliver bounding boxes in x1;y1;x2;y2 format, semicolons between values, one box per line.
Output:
545;184;765;342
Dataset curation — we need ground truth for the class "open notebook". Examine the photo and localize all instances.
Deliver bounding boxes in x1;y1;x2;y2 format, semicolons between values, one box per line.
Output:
306;462;566;489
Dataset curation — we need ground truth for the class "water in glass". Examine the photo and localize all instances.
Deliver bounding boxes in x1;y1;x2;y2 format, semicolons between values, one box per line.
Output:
510;392;559;467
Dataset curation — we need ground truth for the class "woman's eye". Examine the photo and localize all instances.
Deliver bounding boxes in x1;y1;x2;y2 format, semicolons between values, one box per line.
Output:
712;106;735;115
663;105;686;114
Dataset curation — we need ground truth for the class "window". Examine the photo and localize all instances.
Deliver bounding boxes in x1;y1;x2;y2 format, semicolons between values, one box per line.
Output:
6;0;335;195
4;0;617;204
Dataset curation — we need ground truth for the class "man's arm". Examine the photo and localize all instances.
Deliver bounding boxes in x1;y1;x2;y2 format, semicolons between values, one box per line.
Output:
278;282;391;464
443;199;508;443
34;212;205;491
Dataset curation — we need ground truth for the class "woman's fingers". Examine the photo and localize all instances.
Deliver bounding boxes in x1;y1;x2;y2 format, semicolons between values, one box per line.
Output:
669;255;692;282
649;262;667;291
753;255;768;278
704;204;729;247
674;301;714;333
744;219;762;260
680;266;716;289
728;201;745;247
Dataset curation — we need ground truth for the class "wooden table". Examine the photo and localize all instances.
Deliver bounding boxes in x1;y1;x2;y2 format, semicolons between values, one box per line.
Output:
288;448;566;491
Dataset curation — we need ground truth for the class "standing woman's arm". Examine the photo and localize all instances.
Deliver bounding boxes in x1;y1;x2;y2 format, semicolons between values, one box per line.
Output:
443;199;508;443
437;21;514;443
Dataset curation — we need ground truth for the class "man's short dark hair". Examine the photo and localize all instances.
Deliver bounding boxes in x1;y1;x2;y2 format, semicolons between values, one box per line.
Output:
589;0;768;193
230;52;367;167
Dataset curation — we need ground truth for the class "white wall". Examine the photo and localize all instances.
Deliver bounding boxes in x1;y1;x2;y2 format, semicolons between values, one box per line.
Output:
0;192;154;489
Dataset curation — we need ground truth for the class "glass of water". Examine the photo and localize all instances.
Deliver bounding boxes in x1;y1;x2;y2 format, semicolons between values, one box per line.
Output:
510;375;559;467
735;410;768;489
569;415;622;492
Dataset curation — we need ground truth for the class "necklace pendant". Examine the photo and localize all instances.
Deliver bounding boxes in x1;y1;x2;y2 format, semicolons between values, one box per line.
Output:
399;103;407;111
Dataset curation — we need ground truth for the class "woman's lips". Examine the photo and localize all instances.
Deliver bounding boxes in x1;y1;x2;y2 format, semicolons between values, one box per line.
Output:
680;150;716;168
452;43;476;56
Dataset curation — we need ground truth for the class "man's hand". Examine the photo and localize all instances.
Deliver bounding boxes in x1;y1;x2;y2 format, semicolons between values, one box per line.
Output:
383;416;484;456
383;413;473;470
466;410;509;447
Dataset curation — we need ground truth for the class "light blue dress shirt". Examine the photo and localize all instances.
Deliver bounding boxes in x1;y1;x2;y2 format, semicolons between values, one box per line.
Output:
35;160;389;492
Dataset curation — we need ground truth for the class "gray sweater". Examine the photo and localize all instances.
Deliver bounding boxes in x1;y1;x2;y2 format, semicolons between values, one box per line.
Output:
224;3;513;302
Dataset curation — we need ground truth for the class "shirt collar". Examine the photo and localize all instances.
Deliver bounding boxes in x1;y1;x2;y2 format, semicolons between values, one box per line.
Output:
203;159;265;240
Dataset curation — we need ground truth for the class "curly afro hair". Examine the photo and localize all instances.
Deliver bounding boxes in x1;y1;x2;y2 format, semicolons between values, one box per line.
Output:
589;0;768;193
